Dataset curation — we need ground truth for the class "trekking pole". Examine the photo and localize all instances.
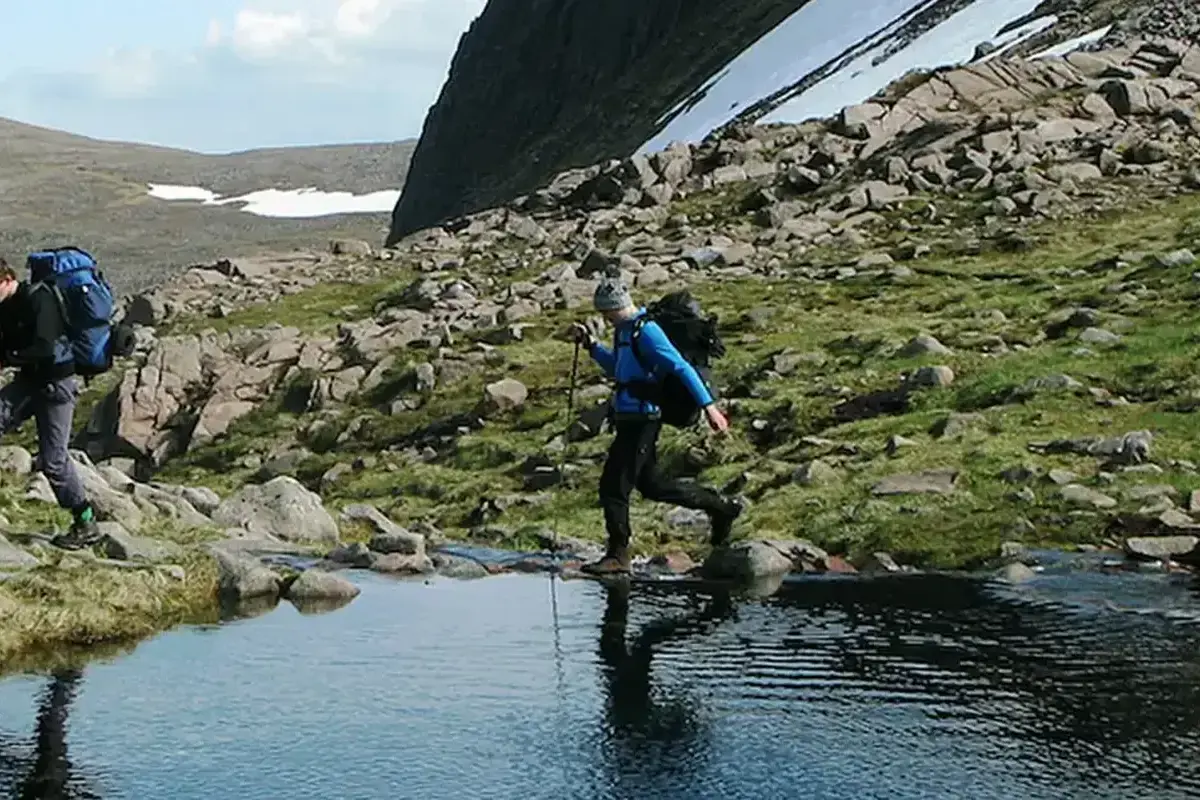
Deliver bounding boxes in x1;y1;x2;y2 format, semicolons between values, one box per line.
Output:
549;339;581;567
559;339;581;488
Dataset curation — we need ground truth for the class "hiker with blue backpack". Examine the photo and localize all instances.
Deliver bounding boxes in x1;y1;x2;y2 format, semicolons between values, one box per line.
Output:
0;248;133;550
568;269;744;575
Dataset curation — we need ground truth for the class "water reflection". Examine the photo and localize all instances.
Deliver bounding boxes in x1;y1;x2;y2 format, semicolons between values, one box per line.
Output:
0;670;101;799
595;578;736;799
1;571;1199;799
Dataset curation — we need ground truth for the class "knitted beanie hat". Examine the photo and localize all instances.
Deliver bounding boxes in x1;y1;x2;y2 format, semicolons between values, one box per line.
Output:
593;267;632;312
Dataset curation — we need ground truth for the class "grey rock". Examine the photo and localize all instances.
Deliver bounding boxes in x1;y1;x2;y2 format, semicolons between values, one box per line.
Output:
212;548;281;600
327;541;375;568
432;553;491;579
904;365;955;390
930;413;984;440
995;562;1037;584
897;334;952;358
861;552;902;574
0;534;38;569
0;446;33;476
1060;484;1117;509
1123;536;1200;561
285;569;361;602
342;504;426;557
1079;327;1121;345
702;539;828;580
213;476;339;544
872;470;959;496
793;459;839;487
99;523;185;562
482;378;528;413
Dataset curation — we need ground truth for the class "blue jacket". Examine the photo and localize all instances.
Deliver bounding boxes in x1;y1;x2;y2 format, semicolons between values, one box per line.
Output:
588;308;713;418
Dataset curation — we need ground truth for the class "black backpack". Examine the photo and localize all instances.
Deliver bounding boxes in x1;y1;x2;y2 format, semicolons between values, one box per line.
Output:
626;291;726;428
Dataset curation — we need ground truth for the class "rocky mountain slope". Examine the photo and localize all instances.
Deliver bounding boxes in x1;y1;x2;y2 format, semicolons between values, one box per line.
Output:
388;0;1190;242
7;37;1200;663
0;117;415;293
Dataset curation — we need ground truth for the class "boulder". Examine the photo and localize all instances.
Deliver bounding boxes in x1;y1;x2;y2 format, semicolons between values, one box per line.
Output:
285;569;361;602
212;547;282;600
341;504;426;557
702;538;832;579
0;534;38;569
0;446;33;476
482;378;529;413
99;523;185;562
213;477;339;544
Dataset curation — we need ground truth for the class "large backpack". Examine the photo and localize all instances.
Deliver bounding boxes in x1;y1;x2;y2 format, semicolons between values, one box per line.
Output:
27;247;135;378
627;290;726;428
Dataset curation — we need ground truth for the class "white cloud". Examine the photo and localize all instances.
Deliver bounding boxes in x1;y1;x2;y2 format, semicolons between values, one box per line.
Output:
0;0;487;152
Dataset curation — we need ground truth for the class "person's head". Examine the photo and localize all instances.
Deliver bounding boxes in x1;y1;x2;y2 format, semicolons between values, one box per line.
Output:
593;269;636;324
0;259;18;302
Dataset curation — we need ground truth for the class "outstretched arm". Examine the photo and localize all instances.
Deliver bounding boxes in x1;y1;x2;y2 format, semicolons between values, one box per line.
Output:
588;339;616;378
635;321;714;407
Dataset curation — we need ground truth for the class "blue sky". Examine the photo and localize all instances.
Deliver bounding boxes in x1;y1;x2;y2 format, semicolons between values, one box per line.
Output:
0;0;485;153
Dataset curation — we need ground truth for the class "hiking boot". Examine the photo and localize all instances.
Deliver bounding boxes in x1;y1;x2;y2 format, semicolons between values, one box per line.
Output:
708;498;745;549
582;548;632;576
52;517;103;551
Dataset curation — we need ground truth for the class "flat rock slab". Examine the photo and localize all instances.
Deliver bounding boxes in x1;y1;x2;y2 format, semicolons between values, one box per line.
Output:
0;533;39;569
1124;536;1200;561
99;523;185;562
872;469;960;495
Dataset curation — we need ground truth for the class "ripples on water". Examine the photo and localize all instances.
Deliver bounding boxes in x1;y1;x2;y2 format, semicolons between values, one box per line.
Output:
1;568;1199;799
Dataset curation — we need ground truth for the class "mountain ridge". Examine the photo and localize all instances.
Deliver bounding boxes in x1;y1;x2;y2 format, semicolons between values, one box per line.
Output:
388;0;1184;243
0;115;416;294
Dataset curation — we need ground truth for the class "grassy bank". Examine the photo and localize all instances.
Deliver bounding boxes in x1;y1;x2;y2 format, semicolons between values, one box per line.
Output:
0;474;223;671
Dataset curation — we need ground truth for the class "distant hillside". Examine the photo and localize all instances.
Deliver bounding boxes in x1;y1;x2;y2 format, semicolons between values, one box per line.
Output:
0;117;415;294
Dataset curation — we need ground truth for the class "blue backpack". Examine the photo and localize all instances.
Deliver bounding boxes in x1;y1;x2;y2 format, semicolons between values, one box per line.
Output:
26;247;134;378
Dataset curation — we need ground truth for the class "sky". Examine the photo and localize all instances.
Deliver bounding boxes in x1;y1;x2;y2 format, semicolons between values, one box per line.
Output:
0;0;487;153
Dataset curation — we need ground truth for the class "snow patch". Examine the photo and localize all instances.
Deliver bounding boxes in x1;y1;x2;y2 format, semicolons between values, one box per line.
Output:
641;0;1051;151
1030;25;1113;60
147;184;220;202
145;183;400;218
977;15;1059;63
762;0;1046;125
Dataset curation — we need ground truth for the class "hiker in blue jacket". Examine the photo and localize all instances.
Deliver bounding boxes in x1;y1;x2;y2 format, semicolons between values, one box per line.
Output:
570;273;744;575
0;258;101;550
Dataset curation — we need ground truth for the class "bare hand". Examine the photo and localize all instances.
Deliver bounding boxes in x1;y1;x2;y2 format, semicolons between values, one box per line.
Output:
704;404;730;435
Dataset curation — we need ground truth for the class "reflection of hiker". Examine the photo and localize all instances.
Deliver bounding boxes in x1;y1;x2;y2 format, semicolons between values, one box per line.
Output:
569;271;743;575
0;249;130;550
597;579;734;746
15;668;97;800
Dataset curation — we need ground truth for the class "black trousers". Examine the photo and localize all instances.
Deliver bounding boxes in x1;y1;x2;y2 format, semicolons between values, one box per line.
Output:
599;419;729;552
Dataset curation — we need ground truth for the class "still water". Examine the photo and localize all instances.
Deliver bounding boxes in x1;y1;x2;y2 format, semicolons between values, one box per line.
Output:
1;565;1199;800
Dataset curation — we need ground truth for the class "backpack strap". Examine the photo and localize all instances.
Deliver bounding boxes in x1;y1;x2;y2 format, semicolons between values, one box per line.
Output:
626;317;653;375
29;281;71;332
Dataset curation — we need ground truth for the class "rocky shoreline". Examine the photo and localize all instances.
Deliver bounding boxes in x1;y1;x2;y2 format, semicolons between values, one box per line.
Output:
7;36;1200;666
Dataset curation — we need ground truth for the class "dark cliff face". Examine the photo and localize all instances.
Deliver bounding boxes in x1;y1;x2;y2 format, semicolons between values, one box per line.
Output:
387;0;809;243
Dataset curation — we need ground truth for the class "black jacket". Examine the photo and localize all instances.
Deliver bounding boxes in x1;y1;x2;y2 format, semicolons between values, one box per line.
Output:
0;283;74;382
